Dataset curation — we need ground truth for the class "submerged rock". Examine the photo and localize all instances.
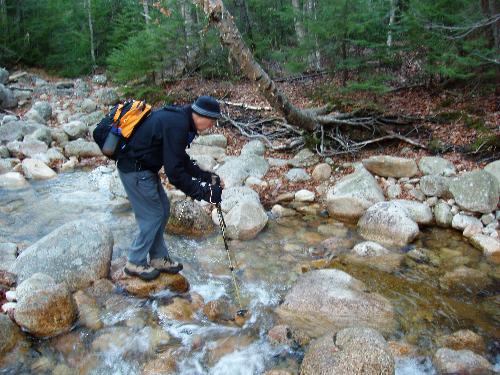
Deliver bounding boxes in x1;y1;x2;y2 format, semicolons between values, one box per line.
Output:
276;269;396;337
300;327;395;375
470;234;500;264
439;266;492;295
433;348;493;375
435;330;486;354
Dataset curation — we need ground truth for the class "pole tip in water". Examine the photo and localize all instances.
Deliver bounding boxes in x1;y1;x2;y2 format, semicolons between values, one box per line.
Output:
234;309;250;326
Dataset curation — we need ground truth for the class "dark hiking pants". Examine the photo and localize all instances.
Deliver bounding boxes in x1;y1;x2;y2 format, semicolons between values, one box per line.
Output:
118;169;170;266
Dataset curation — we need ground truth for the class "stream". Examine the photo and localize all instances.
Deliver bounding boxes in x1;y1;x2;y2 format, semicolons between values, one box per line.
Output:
0;171;499;374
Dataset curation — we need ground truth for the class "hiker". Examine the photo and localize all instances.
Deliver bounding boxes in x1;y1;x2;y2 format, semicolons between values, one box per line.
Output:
117;95;223;281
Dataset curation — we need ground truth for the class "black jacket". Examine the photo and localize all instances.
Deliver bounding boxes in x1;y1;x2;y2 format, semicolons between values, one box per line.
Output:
117;105;209;200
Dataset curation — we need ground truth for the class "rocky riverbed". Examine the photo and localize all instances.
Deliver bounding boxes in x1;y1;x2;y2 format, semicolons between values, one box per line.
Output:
1;68;499;374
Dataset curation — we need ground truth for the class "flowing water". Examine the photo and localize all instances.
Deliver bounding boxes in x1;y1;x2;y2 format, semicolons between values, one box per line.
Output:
0;171;499;374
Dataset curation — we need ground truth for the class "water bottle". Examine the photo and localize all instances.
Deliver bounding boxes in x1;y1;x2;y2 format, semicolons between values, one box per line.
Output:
102;127;121;157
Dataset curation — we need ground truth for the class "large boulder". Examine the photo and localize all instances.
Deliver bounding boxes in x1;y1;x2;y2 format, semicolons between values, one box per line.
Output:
484;160;500;187
418;156;456;176
14;274;77;338
216;154;269;187
448;170;499;214
0;121;23;143
0;314;22;354
212;190;268;240
187;143;226;161
31;101;52;121
357;201;419;246
64;138;102;158
276;269;396;337
10;220;113;291
326;166;385;221
7;139;48;158
362;155;418;178
433;348;494;375
392;199;433;225
192;134;227;148
167;199;215;237
300;327;395;375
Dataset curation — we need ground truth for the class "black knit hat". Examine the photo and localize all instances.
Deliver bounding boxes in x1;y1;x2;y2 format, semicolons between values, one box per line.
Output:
191;95;221;119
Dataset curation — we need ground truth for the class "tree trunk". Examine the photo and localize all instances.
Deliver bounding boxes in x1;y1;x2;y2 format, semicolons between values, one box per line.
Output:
488;0;499;50
192;0;317;131
85;0;96;68
143;0;150;25
291;0;305;43
387;0;397;47
180;1;196;61
304;0;321;70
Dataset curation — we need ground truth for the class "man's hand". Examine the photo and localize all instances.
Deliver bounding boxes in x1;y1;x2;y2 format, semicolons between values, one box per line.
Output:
203;183;222;204
210;173;221;186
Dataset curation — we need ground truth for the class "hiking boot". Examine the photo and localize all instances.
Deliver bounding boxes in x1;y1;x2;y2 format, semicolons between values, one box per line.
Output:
150;257;183;274
124;261;160;281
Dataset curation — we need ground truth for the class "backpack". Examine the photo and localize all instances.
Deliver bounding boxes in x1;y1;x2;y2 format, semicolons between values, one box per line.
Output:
93;99;152;160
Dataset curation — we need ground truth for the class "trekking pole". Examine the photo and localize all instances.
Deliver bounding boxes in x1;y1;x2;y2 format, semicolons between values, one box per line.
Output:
216;203;248;317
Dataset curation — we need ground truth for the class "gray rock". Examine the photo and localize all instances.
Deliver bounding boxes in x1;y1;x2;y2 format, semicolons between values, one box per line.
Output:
193;134;227;148
212;193;268;240
50;128;69;146
288;148;319;168
92;74;107;85
23;126;52;145
0;314;21;354
420;175;451;197
312;163;332;181
7;140;48;158
241;139;266;156
386;184;402;199
0;121;23;143
24;108;45;124
0;242;17;271
452;213;482;231
484;160;500;187
187;143;226;161
409;188;426;201
74;79;90;98
80;110;104;126
0;84;18;109
418;156;456;176
10;219;113;291
95;88;119;105
481;213;495;226
276;269;396;337
81;98;97;114
108;170;127;198
217;154;269;187
267;157;288;167
62;121;87;140
326;166;385;221
167;199;215;237
220;186;261;212
362;155;418;178
470;234;500;264
190;154;216;172
0;145;10;158
357;201;419;246
285;168;310;182
434;202;453;227
0;172;28;189
32;101;52;121
433;348;493;375
392;199;433;225
64;139;102;158
0;158;20;174
449;170;499;214
46;148;66;164
0;68;8;84
1;115;18;125
22;158;57;180
301;327;394;375
14;275;77;338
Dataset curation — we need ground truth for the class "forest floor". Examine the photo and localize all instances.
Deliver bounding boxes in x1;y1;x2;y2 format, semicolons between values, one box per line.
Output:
158;75;499;206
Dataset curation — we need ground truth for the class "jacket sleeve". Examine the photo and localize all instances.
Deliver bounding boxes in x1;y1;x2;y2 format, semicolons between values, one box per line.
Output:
162;123;206;200
183;155;211;182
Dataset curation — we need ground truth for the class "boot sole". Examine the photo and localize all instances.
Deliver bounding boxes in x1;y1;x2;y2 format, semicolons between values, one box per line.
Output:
156;264;183;274
124;267;160;281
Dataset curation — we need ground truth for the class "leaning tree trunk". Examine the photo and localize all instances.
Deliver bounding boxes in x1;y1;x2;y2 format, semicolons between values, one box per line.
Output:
192;0;317;131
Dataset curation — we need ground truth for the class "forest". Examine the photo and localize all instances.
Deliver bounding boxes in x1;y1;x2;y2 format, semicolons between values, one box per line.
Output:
0;0;498;156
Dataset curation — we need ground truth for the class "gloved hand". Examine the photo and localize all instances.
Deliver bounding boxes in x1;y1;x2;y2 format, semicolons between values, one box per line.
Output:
203;183;222;204
200;171;221;186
